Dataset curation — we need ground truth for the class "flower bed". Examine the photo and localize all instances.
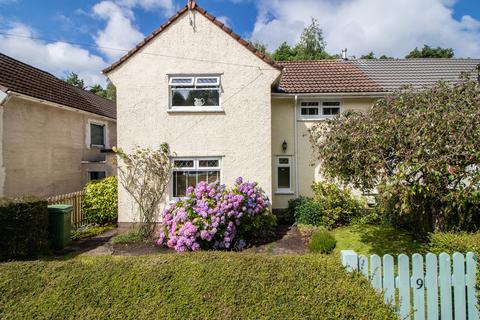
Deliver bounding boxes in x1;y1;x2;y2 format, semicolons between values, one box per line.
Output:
157;178;273;252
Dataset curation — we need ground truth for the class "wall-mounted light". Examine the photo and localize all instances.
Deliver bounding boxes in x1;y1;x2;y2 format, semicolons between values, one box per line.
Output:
282;140;288;153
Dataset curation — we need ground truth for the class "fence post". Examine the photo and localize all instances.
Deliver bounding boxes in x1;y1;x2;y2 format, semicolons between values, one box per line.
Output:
412;253;425;320
425;253;439;320
397;254;411;320
452;252;467;320
341;250;358;272
439;253;453;320
466;252;479;320
383;254;395;305
370;255;382;292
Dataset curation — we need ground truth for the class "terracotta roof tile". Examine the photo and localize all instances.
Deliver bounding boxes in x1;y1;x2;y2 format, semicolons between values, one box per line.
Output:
276;60;384;94
103;2;281;74
0;53;116;119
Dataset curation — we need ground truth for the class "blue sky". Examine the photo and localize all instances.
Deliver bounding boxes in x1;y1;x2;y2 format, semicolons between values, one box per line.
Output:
1;0;479;86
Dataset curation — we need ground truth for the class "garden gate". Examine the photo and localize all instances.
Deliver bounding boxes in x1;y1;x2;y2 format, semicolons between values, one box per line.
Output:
341;250;478;320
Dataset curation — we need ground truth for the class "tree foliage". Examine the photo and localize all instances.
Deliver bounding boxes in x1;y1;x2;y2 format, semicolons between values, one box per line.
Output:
271;18;331;61
406;45;454;58
65;72;86;89
114;144;172;237
360;52;394;60
309;76;480;234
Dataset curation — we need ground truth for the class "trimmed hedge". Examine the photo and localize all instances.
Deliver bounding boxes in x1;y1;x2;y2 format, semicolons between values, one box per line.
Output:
0;197;49;261
0;253;397;319
82;176;118;225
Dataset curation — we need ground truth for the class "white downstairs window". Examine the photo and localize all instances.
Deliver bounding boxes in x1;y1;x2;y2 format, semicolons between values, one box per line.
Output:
299;101;341;120
172;157;221;198
169;75;221;111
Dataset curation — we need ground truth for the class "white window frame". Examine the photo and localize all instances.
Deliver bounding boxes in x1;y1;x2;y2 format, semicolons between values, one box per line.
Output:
86;119;109;149
169;75;222;112
87;170;107;182
275;156;293;194
171;157;222;200
298;100;342;120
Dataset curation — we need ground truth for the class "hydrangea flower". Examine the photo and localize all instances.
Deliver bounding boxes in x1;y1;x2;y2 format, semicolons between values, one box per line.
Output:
156;178;270;252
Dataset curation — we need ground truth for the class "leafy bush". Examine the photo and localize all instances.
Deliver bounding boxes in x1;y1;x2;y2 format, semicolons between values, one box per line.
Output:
287;196;310;222
292;183;366;228
309;228;337;254
157;178;274;251
0;197;49;261
427;232;480;255
309;77;480;235
294;200;324;226
82;176;118;225
0;253;397;319
351;209;381;225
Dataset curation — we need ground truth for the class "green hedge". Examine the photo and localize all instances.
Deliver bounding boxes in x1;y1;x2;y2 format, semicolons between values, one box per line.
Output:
0;197;49;261
0;253;397;319
82;176;118;225
427;232;480;256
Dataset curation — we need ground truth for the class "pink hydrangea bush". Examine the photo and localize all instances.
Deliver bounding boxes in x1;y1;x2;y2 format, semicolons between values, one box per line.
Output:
156;177;272;252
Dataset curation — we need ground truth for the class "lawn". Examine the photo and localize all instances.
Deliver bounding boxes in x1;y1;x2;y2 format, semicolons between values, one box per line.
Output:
0;253;396;320
332;225;424;256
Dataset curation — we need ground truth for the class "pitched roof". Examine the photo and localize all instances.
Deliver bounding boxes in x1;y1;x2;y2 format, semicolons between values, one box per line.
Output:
276;60;384;93
277;58;480;94
102;1;281;74
0;53;116;119
354;58;480;92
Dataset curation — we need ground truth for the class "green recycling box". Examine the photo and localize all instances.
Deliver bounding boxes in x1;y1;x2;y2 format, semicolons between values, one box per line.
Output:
48;204;72;250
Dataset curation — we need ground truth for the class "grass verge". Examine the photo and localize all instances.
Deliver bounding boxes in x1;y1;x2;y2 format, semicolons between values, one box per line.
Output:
332;224;424;256
0;253;396;319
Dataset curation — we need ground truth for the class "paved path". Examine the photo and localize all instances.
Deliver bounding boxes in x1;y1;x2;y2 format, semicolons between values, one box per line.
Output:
247;226;308;254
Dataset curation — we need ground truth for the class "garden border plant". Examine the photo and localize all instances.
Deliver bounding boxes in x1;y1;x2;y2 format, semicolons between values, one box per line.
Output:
157;177;276;252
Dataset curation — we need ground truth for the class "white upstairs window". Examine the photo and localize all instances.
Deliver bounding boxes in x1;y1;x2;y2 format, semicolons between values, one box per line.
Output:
299;101;341;120
169;75;221;111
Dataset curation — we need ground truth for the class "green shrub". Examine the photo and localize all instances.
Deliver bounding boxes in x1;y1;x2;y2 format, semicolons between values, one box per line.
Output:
70;224;115;241
237;211;277;245
309;228;337;254
294;200;324;226
82;176;118;225
0;197;49;261
351;209;381;225
427;232;480;255
287;196;310;221
292;183;367;228
0;253;397;319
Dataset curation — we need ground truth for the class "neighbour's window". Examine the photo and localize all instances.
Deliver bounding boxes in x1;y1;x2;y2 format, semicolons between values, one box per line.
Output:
90;123;105;147
169;76;221;110
172;158;221;198
299;101;341;119
276;156;292;193
89;171;106;181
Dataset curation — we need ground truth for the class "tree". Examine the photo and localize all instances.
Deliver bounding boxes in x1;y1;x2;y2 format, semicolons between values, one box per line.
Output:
114;144;172;237
106;81;117;102
406;45;454;58
272;42;296;61
360;52;376;59
294;18;329;60
309;75;480;235
65;72;86;89
89;84;107;98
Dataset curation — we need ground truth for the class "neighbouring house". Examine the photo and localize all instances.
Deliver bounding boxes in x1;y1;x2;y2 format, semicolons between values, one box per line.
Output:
0;53;117;198
104;0;480;225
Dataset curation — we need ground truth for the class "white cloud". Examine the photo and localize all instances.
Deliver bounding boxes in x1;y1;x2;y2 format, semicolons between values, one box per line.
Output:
248;0;480;58
0;22;108;86
91;0;176;61
92;1;145;61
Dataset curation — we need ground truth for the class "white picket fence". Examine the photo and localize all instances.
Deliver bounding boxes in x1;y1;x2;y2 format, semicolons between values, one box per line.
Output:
341;250;478;320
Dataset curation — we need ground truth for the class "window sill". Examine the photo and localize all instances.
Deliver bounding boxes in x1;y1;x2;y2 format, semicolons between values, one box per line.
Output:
168;107;224;114
275;191;295;195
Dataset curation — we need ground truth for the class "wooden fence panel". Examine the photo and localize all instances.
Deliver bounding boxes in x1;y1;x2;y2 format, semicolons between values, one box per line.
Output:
340;250;479;320
466;252;479;320
47;191;85;228
397;254;411;320
425;253;439;320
